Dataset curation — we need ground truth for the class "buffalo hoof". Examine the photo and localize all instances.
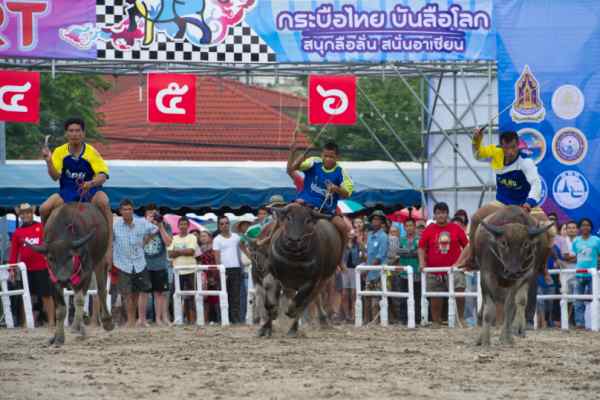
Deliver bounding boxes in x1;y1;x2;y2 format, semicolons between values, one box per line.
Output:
286;329;299;338
71;324;86;339
71;321;82;334
285;309;296;319
475;336;490;347
102;317;115;332
513;326;526;338
257;326;272;337
499;334;515;346
48;335;65;347
319;319;333;330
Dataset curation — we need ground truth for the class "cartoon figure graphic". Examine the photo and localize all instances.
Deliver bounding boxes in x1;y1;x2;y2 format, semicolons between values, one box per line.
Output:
204;0;257;44
438;231;451;255
60;0;257;51
128;0;212;46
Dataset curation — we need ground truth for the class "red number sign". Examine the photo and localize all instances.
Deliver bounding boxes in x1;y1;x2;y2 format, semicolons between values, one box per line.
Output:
0;70;40;123
147;73;196;124
308;75;356;125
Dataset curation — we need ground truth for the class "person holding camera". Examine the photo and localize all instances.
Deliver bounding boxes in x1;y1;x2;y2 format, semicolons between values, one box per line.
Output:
144;204;173;326
113;199;158;328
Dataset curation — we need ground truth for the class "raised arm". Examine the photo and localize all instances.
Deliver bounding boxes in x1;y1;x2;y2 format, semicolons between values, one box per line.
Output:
287;144;309;175
472;128;503;170
42;147;60;181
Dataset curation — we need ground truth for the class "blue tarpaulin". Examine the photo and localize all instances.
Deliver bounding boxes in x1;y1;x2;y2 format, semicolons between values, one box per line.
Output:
0;161;422;210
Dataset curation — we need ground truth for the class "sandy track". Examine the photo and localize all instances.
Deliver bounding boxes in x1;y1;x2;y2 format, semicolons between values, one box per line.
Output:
1;324;599;400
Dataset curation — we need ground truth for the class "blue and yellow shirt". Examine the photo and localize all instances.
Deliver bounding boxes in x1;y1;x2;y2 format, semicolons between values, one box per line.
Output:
51;143;109;202
296;157;353;214
473;136;541;207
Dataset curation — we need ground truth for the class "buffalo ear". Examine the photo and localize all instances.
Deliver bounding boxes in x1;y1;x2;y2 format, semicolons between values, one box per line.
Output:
246;239;258;251
28;243;48;255
270;206;289;221
71;229;96;249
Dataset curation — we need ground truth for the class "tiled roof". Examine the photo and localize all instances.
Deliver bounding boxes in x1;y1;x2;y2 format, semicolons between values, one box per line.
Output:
93;76;310;161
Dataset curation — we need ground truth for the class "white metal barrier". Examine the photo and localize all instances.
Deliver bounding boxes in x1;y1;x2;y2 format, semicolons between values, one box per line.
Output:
355;265;415;328
0;263;34;329
421;267;482;328
534;268;600;332
172;264;229;326
62;277;112;327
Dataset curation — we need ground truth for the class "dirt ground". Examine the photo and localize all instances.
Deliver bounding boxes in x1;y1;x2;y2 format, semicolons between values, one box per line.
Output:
1;322;600;400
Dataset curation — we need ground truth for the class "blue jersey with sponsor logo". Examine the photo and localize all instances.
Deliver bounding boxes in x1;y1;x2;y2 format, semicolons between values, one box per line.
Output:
473;136;542;206
495;154;541;206
51;143;109;203
296;157;353;214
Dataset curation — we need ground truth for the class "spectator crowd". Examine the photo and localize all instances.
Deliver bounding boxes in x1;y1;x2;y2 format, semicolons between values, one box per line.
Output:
2;200;600;332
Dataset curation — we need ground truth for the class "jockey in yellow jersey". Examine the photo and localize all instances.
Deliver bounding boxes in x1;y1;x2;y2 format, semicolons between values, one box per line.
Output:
454;128;553;270
39;117;113;265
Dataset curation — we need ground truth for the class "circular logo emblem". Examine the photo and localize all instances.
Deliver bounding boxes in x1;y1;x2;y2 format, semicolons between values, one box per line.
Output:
552;85;584;120
517;128;546;164
552;170;589;210
552;127;588;165
539;177;548;206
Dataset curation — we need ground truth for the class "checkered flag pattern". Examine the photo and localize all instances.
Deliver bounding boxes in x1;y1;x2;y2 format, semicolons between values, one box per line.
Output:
96;0;277;63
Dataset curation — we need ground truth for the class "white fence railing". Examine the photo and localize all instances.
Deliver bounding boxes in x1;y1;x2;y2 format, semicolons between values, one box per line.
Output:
534;268;599;332
246;266;255;325
420;267;482;328
172;264;229;326
0;263;34;329
62;277;111;327
355;265;415;328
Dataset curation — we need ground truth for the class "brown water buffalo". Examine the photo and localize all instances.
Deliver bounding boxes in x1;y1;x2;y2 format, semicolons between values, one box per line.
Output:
473;206;553;346
264;202;343;337
31;203;113;345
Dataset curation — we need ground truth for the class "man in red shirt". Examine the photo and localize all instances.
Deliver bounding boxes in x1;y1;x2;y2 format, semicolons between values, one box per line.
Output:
8;203;55;329
418;202;468;328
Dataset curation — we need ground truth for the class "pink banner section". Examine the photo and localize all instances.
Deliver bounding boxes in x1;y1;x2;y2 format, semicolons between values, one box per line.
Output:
0;0;95;59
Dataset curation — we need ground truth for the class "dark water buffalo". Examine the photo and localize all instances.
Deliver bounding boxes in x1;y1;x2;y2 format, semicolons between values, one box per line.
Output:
263;203;343;337
473;206;553;346
31;203;113;345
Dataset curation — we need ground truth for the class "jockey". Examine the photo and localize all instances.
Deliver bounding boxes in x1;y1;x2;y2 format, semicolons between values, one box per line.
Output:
39;117;113;264
289;141;353;243
454;127;550;269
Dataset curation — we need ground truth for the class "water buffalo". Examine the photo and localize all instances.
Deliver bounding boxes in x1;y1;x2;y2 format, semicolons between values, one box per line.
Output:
31;203;113;345
264;203;343;337
473;206;553;346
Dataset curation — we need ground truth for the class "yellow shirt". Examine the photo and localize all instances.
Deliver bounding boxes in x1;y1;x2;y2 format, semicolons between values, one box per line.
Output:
168;234;198;274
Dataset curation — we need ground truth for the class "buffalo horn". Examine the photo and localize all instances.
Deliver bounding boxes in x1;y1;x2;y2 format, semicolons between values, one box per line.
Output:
29;243;48;254
71;229;96;249
481;220;504;236
528;221;554;238
310;210;333;220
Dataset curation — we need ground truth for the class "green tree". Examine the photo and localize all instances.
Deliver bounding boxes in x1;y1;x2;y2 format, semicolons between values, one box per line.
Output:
6;74;110;159
304;76;423;161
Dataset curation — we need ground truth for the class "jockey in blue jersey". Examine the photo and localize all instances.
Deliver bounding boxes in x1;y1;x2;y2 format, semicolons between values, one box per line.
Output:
455;128;553;269
289;141;353;242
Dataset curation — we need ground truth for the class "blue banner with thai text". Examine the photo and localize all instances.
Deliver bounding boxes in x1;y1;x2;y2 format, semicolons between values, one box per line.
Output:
496;0;600;228
246;0;496;63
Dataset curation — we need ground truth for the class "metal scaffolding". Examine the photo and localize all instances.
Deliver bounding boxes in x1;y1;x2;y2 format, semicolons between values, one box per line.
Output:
0;58;498;215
